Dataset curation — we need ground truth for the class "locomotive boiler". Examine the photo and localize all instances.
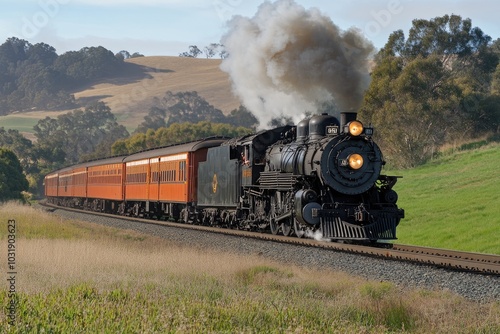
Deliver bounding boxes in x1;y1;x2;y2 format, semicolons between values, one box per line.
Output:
197;112;404;241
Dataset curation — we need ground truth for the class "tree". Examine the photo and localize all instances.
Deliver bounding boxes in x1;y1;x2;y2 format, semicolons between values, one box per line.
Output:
359;15;499;168
0;148;29;202
130;52;144;58
203;43;220;58
218;45;228;59
363;55;463;167
33;102;129;166
489;38;500;119
55;46;124;83
0;38;74;113
135;106;167;133
32;116;67;171
115;50;131;60
179;45;202;58
226;106;259;130
0;127;34;173
0;127;44;195
26;42;57;66
0;37;30;65
491;62;500;96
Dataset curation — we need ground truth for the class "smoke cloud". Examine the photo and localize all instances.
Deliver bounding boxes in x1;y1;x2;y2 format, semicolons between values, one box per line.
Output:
220;0;374;128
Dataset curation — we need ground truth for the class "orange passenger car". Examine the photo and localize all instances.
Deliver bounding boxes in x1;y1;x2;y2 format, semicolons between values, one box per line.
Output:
150;153;189;203
86;156;126;202
44;172;59;198
122;138;227;218
57;165;87;199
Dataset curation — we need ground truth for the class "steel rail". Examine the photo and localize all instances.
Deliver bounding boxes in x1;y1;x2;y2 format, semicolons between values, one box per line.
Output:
42;202;500;275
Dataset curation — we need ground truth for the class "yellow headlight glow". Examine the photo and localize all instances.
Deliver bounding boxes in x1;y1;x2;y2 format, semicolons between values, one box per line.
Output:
348;121;364;136
348;154;364;170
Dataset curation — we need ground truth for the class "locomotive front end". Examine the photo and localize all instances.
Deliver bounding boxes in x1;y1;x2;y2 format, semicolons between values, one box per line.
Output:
277;112;404;241
304;113;404;241
315;119;383;196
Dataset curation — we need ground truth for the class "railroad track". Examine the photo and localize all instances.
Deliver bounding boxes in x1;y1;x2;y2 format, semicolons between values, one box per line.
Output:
42;202;500;275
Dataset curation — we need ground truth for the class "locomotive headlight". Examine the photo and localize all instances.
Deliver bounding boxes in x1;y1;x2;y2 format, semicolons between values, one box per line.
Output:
348;154;364;170
348;121;364;136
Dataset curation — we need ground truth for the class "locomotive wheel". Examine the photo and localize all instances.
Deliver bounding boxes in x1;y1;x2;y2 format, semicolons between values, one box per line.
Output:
181;208;190;224
281;219;292;236
294;219;305;238
270;215;279;235
269;193;279;235
228;214;237;229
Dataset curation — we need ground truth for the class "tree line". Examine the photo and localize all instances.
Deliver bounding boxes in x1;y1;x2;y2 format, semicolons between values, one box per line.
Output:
179;44;228;59
0;37;142;115
136;91;258;133
112;122;251;155
0;102;129;196
0;93;256;200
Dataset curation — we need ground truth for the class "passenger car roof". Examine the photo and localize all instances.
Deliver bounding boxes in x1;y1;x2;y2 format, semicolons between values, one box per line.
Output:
123;137;228;162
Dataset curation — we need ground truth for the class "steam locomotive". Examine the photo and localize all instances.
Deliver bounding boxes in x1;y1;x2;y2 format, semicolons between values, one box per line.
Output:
45;112;404;241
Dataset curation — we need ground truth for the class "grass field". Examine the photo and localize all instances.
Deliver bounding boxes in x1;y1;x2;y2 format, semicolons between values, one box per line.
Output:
389;142;500;254
0;202;499;333
0;116;37;133
0;110;68;141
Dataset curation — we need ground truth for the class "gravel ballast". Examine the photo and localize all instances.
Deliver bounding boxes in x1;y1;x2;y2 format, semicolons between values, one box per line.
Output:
51;208;499;302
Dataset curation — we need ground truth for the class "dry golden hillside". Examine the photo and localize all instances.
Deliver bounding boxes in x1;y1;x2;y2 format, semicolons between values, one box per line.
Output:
74;56;241;129
0;56;241;138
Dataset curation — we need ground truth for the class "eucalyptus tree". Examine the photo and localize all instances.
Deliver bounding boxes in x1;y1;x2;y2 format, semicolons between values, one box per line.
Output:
360;15;498;168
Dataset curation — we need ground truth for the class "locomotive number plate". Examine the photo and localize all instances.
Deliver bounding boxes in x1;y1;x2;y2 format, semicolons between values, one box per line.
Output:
326;126;339;135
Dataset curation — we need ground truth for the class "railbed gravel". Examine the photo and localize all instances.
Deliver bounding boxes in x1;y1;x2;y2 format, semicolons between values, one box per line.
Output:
50;208;499;302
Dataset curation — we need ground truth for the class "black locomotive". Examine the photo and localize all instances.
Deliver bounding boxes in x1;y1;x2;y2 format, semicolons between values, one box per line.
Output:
197;112;404;241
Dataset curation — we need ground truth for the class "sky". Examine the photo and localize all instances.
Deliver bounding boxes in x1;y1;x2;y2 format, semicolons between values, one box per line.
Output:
0;0;499;57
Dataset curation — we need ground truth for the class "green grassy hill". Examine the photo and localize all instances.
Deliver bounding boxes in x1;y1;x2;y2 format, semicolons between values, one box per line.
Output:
390;142;500;254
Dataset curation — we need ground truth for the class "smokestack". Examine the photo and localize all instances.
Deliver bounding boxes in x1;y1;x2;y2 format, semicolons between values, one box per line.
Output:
340;112;358;129
220;0;374;129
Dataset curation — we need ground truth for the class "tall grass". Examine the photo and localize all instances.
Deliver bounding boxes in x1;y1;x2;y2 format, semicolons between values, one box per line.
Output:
0;203;499;332
389;142;500;254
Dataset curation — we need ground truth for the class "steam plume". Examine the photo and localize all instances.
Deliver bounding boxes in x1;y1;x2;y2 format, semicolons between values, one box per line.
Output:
220;0;374;128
